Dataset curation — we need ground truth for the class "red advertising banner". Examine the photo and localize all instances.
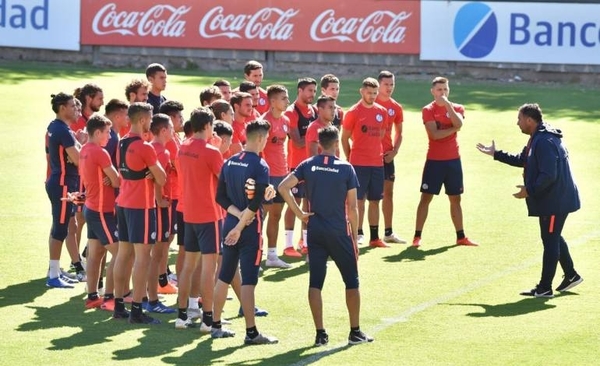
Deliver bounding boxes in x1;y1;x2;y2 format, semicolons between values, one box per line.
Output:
80;1;420;54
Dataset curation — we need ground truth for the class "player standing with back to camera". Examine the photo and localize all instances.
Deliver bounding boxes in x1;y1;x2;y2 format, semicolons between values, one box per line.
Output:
477;103;583;297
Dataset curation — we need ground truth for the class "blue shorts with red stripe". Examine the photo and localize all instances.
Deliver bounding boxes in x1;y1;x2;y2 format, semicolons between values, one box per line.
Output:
219;214;263;286
45;178;77;241
184;220;222;254
156;205;171;242
116;206;156;244
84;206;118;245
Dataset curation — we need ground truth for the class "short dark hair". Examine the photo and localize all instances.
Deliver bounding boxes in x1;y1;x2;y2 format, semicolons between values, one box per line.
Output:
318;125;339;150
158;100;184;117
210;99;232;120
50;93;74;113
377;70;394;82
230;92;252;110
431;76;448;86
246;119;271;140
239;81;257;93
243;60;263;76
213;121;233;137
104;99;129;116
297;77;317;90
128;102;154;123
200;86;223;106
150;113;171;136
74;83;102;108
183;120;192;137
125;78;149;100
361;77;379;89
213;79;231;88
320;74;339;89
86;114;112;137
266;84;287;100
189;107;215;133
519;103;543;124
316;94;336;109
145;63;167;78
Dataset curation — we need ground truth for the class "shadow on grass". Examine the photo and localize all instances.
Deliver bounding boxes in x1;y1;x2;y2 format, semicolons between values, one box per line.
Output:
450;298;557;318
383;244;457;263
0;277;48;308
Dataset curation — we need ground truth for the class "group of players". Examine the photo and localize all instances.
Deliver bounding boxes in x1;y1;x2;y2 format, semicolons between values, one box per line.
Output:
44;60;479;347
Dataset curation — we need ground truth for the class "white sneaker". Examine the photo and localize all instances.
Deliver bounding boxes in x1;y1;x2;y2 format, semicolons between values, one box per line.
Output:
175;318;194;329
383;233;407;244
76;271;87;282
265;257;292;269
357;234;365;244
168;273;178;285
187;307;201;320
199;322;211;333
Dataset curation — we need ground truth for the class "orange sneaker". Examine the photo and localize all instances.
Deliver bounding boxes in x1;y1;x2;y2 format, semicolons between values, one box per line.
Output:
412;237;421;248
85;297;103;309
369;239;390;248
457;237;479;246
101;298;115;312
283;247;302;258
157;282;178;295
298;238;308;255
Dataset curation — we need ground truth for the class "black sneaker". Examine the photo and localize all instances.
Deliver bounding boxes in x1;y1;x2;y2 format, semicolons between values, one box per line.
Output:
519;285;554;298
556;274;583;292
128;313;161;325
113;309;130;320
348;330;374;345
315;331;329;347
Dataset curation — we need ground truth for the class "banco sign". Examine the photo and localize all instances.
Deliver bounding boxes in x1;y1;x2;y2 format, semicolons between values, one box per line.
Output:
422;1;600;65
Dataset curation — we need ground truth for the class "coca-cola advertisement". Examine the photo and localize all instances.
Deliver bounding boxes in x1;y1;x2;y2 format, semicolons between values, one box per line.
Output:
80;0;420;54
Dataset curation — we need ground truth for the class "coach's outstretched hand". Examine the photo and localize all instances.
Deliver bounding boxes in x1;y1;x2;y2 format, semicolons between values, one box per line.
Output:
476;140;496;156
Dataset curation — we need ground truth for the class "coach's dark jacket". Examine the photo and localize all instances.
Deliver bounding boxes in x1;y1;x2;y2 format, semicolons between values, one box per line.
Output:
493;122;581;217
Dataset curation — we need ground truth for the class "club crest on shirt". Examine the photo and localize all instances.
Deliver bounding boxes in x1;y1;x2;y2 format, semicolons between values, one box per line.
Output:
259;98;266;106
283;125;288;133
376;114;384;123
388;108;395;116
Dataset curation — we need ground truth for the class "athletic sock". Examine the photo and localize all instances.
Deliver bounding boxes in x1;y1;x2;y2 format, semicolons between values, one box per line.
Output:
98;277;104;289
202;311;213;327
88;292;99;301
115;298;125;312
158;273;168;287
384;228;393;237
317;328;327;334
358;229;364;237
212;320;222;329
104;293;114;301
178;308;187;321
188;297;199;310
72;261;85;273
350;326;360;333
456;230;466;240
414;230;422;238
369;225;379;241
302;229;307;246
246;326;259;339
131;302;142;317
48;260;61;278
284;230;294;249
267;248;277;260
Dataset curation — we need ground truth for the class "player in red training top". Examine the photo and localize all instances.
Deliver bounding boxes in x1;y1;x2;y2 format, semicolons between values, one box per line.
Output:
261;85;294;265
213;79;232;102
176;107;227;334
122;78;150;137
341;77;389;248
229;92;254;156
239;81;262;122
375;71;407;245
243;60;269;115
200;86;223;107
413;77;478;248
143;114;177;314
158;100;185;291
306;95;338;158
79;115;120;308
319;74;344;129
283;78;318;256
112;102;166;324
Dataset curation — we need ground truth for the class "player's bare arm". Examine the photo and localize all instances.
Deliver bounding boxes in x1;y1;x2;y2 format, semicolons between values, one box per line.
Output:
341;127;352;161
424;121;459;140
147;163;166;186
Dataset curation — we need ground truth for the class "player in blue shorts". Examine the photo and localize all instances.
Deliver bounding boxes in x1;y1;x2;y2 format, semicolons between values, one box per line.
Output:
279;125;374;346
214;120;278;345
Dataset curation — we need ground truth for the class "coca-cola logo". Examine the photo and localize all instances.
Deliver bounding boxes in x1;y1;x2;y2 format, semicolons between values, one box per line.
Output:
310;9;411;43
92;3;190;37
199;6;298;40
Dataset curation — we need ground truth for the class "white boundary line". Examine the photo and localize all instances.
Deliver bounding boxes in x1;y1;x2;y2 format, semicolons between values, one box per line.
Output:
289;230;599;366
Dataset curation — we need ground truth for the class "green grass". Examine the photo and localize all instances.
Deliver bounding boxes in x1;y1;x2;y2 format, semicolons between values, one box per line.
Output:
1;61;599;366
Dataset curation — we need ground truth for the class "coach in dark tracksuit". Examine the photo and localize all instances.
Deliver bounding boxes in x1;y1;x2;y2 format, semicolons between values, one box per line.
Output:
477;103;582;298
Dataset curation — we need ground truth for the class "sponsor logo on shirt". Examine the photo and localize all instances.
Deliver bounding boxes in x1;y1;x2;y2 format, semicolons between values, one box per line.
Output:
228;160;249;167
311;165;339;173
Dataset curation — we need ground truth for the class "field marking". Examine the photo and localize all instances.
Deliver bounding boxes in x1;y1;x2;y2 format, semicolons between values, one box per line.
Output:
289;230;600;366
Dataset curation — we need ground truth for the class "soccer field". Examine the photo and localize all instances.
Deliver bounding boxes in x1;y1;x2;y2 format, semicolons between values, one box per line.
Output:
0;61;599;366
